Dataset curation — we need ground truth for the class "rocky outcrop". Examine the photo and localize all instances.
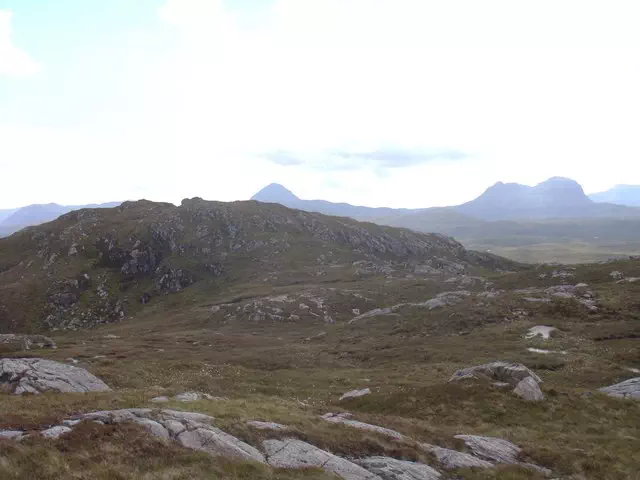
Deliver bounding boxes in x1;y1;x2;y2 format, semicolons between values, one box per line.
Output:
0;358;111;394
525;326;556;340
454;435;551;474
340;388;371;401
321;413;405;440
0;334;56;351
420;444;493;469
247;421;288;431
263;438;380;479
355;457;441;479
599;377;640;399
74;409;266;463
449;362;542;385
450;361;544;401
174;391;214;402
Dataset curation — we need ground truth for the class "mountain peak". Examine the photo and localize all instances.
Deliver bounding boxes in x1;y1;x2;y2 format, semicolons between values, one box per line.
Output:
251;183;300;204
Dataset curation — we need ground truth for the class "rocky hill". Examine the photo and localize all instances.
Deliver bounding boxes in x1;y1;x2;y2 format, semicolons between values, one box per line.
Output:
590;184;640;207
0;198;509;333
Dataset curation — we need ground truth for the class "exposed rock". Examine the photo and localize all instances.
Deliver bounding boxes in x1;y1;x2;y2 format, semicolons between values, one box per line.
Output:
247;420;288;431
610;271;624;280
527;348;567;355
151;396;170;403
0;334;56;351
263;438;380;479
175;392;214;402
340;388;371;401
321;413;405;440
454;435;551;474
449;361;542;386
355;456;441;479
72;409;266;463
0;430;24;440
41;425;72;439
525;326;556;340
513;377;545;401
0;358;111;394
420;444;493;469
599;377;640;399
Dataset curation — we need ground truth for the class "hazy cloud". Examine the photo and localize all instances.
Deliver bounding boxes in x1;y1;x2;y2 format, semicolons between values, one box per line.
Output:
0;10;40;77
262;150;304;166
337;148;469;168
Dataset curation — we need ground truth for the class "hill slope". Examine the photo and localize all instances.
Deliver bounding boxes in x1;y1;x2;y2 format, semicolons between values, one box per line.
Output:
0;198;509;333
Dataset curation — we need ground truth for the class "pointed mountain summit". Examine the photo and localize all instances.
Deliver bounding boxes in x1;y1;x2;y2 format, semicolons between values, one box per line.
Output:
251;183;301;206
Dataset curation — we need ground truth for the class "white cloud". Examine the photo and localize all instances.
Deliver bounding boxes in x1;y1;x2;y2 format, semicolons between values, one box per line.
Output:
0;10;40;76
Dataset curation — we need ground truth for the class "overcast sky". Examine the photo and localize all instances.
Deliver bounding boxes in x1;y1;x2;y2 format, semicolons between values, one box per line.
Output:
1;0;639;209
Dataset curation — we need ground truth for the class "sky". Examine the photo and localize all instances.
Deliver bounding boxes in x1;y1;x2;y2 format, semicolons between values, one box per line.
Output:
1;0;639;209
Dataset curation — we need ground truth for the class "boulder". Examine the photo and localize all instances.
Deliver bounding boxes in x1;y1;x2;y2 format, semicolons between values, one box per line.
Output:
420;444;493;469
263;438;380;479
524;326;556;340
449;361;542;386
321;413;405;440
355;456;441;479
0;430;24;440
175;392;213;402
513;377;545;401
340;388;371;401
0;358;111;394
599;377;640;399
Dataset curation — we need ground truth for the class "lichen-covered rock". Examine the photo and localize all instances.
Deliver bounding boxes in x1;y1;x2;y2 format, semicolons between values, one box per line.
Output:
73;409;265;463
355;457;441;479
420;444;493;469
599;377;640;399
513;377;545;401
41;425;72;439
0;358;111;394
247;420;288;431
321;413;405;440
454;435;551;474
263;438;380;479
449;361;542;386
340;388;371;401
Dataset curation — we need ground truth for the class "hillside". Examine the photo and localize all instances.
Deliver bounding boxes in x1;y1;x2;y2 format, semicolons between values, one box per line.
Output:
0;198;508;333
0;199;639;479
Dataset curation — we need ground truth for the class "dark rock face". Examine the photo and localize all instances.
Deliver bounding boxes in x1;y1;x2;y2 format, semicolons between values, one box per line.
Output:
154;268;195;293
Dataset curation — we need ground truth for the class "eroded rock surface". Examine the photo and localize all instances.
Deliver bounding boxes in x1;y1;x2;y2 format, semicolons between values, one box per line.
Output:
513;377;545;402
0;358;111;394
355;456;441;480
263;438;380;479
449;361;542;386
525;326;556;340
420;444;493;469
0;334;56;351
247;420;288;431
599;377;640;399
321;413;405;440
73;409;266;463
340;388;371;401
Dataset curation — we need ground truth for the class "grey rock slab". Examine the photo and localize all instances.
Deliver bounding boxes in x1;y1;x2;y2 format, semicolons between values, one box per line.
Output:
263;438;381;479
321;413;405;440
449;361;542;386
420;444;493;469
177;427;265;463
340;388;371;401
356;456;441;480
513;377;545;401
599;377;640;399
525;326;556;340
0;430;25;440
247;420;288;431
0;358;111;394
41;425;72;439
454;435;551;475
151;396;170;403
175;391;213;402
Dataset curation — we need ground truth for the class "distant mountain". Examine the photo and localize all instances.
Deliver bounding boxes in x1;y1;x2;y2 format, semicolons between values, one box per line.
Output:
251;183;423;220
589;185;640;207
0;202;121;238
0;208;18;224
455;177;637;220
